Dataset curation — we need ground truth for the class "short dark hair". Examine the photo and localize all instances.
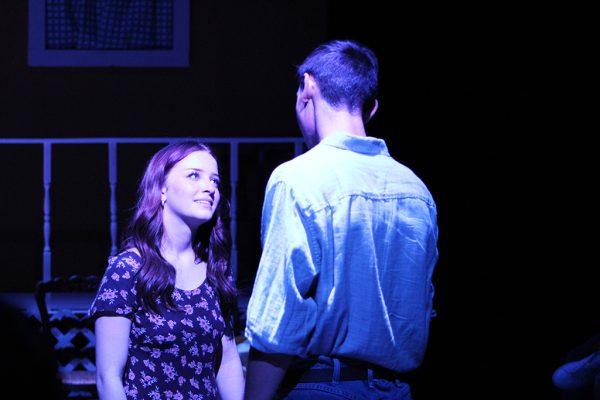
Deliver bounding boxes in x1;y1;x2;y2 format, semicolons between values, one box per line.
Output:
297;39;378;115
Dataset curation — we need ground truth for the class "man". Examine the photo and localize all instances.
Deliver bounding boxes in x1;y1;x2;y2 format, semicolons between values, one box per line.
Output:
244;39;439;400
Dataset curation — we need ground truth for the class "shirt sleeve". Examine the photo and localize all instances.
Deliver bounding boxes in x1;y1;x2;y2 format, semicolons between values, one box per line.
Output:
244;176;319;355
88;251;141;321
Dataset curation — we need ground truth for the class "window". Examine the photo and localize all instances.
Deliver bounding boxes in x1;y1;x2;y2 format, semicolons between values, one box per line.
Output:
28;0;189;67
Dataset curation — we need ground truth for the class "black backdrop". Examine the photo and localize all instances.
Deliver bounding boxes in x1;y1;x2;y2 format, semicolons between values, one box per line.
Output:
331;3;597;398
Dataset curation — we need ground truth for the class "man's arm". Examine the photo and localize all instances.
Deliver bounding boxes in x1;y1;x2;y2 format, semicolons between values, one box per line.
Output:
244;347;293;400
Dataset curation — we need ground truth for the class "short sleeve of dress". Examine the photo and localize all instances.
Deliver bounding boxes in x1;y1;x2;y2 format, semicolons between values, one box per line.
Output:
88;250;141;321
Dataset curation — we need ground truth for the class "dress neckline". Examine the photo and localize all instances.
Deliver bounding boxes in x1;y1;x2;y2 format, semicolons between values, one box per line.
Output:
175;278;207;293
120;249;208;293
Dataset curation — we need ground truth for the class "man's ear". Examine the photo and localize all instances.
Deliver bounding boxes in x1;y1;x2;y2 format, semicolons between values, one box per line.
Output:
300;73;318;100
364;99;379;124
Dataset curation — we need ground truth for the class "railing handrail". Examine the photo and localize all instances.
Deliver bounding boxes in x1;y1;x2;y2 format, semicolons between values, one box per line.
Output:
0;136;305;282
0;137;304;144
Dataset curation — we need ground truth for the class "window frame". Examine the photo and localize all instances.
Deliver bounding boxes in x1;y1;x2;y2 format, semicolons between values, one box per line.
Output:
28;0;190;67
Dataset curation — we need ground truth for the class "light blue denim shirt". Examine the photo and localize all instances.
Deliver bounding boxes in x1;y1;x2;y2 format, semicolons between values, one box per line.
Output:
245;133;439;373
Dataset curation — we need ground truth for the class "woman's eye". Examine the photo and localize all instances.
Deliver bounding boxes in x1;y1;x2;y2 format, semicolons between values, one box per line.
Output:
210;177;221;187
188;172;199;179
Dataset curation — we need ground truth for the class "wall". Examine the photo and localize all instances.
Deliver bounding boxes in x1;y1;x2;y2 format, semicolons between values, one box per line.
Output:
0;2;327;137
0;1;328;292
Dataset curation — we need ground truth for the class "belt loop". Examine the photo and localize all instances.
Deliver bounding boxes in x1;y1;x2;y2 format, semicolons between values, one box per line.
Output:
332;358;341;383
367;368;375;388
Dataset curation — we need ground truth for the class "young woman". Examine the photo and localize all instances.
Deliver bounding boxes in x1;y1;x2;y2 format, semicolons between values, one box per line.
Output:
89;140;244;400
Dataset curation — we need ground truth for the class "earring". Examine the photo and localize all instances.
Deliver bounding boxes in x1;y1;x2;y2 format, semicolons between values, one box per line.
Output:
161;198;166;207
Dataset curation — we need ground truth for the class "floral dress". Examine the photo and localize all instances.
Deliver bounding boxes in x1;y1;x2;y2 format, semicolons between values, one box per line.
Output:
89;250;229;400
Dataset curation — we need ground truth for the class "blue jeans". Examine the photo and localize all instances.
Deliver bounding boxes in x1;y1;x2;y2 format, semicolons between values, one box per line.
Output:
276;357;412;400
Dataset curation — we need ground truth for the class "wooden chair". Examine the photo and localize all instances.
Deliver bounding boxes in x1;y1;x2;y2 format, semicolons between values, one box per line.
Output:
35;275;100;398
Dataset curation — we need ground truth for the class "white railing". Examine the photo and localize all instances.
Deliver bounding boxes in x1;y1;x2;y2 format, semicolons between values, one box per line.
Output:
0;137;304;281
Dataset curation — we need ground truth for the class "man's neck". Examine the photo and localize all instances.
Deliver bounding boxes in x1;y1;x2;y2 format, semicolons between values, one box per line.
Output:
317;109;367;141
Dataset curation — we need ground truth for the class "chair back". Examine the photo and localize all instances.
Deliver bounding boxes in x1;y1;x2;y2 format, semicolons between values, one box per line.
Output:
34;274;100;398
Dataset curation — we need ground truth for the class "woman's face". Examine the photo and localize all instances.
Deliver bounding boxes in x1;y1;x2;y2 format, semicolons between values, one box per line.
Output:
161;150;221;227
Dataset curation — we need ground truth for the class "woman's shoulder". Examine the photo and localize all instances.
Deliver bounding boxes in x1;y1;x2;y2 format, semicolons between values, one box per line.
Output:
107;248;142;272
91;248;141;316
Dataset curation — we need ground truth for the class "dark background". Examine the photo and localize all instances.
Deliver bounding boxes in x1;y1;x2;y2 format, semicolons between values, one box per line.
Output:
0;2;597;398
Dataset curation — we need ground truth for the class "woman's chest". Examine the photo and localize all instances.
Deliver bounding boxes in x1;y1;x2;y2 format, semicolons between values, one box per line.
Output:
131;287;225;347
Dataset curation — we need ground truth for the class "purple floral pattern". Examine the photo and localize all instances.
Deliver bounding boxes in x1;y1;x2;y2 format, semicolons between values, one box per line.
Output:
89;251;228;400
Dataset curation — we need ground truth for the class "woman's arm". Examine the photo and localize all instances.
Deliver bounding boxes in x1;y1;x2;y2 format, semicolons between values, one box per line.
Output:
95;315;131;400
216;335;245;400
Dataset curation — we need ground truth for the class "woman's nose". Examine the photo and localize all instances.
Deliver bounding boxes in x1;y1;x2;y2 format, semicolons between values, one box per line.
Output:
200;178;216;193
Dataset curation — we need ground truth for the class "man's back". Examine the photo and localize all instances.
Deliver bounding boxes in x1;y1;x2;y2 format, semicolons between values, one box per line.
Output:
246;133;438;372
244;39;439;400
